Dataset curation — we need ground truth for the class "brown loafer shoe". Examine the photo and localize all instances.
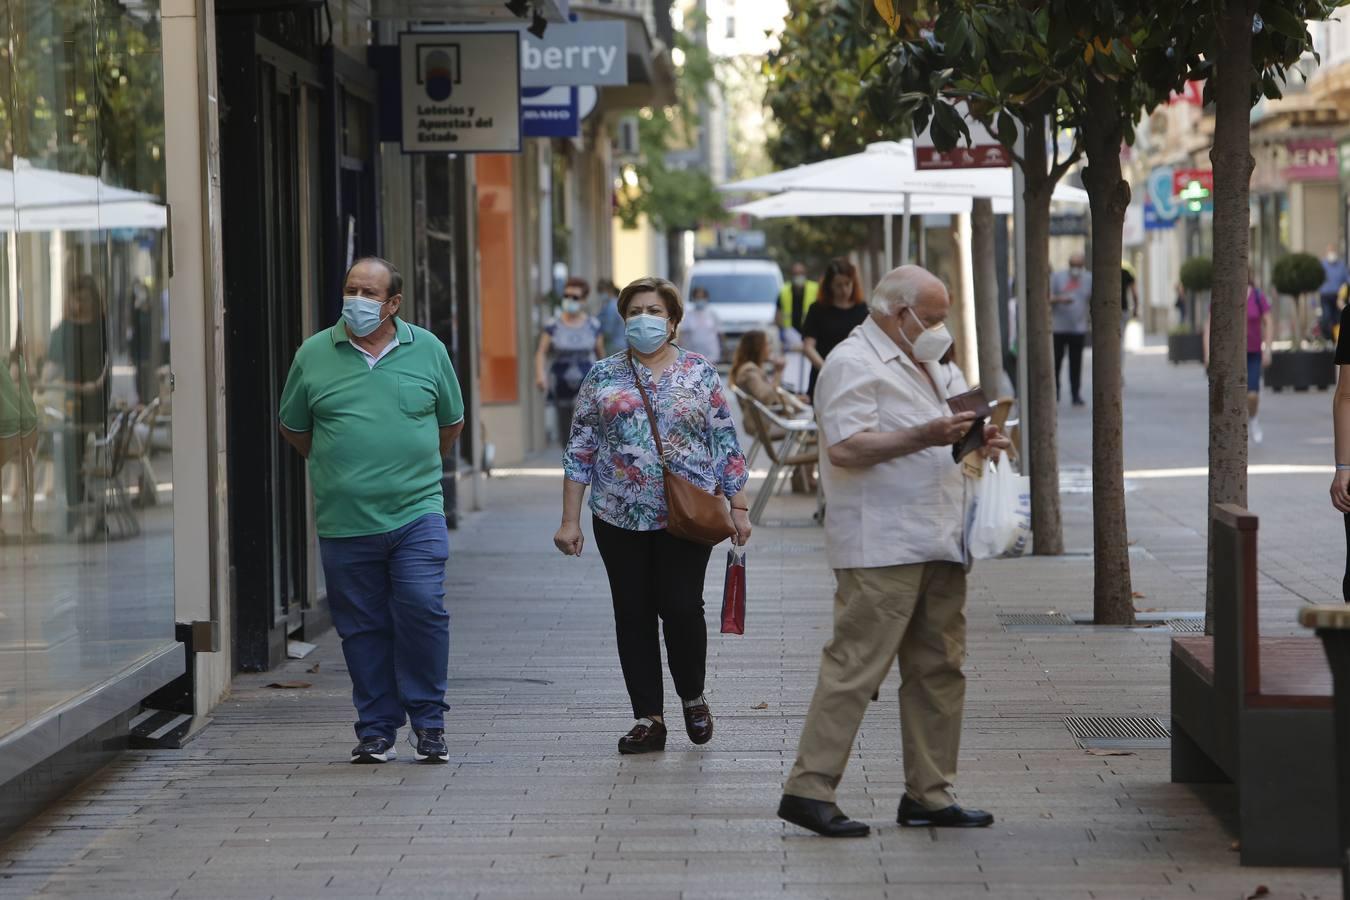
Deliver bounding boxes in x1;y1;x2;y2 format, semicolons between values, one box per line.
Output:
618;718;667;754
682;698;714;745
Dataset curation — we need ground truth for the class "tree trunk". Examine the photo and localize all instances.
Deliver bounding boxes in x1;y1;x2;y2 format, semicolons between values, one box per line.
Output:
1081;76;1134;626
1206;0;1257;635
666;229;686;289
1021;113;1064;556
972;198;1003;401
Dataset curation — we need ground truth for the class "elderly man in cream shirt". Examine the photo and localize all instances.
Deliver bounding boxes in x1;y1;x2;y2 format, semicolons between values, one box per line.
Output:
777;265;1010;838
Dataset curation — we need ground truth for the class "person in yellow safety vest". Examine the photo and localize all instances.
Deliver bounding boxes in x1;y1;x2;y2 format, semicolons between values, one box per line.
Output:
779;263;819;333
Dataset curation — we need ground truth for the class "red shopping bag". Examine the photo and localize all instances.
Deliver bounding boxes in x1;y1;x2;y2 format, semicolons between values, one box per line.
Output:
721;544;746;635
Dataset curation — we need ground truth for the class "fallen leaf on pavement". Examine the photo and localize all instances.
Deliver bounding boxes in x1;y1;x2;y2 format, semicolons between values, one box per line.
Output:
1086;748;1135;757
306;663;321;673
1132;591;1147;599
751;702;768;710
1246;887;1269;899
265;681;311;689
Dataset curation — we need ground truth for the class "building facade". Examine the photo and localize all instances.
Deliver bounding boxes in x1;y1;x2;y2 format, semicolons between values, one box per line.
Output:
0;0;680;834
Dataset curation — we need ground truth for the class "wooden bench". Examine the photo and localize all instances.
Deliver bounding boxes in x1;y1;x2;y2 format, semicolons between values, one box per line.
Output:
1170;504;1338;867
1298;604;1350;898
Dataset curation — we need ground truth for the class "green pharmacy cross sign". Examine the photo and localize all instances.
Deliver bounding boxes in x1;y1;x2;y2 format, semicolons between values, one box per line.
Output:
1178;179;1211;213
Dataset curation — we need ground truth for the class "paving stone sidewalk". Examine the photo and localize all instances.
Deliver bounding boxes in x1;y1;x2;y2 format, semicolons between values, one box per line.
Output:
0;346;1342;899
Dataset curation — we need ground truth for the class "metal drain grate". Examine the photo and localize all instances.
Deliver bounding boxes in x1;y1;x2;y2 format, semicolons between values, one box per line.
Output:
998;612;1075;628
1064;715;1170;750
1166;618;1204;633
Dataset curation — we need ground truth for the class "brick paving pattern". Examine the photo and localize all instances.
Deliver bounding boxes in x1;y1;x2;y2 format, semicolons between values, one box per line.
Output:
0;345;1341;899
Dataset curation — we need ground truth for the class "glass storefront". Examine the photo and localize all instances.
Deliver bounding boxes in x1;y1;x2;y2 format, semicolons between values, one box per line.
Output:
0;0;175;739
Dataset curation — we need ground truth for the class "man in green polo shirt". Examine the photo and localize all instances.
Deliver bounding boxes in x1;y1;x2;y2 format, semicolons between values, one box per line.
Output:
279;256;464;765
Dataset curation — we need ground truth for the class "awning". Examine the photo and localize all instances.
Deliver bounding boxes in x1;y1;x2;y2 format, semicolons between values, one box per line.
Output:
573;4;675;112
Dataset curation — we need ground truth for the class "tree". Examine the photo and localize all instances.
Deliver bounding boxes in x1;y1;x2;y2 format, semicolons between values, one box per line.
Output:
614;13;728;285
862;4;1082;564
971;197;1002;401
761;0;894;270
1141;0;1341;632
865;1;1196;623
1273;251;1326;342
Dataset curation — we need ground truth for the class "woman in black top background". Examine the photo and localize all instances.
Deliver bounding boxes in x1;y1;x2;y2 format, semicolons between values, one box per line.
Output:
1329;304;1350;600
801;257;867;398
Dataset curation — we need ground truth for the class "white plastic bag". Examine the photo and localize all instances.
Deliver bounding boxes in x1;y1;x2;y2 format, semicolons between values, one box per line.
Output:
1003;468;1033;558
969;453;1019;560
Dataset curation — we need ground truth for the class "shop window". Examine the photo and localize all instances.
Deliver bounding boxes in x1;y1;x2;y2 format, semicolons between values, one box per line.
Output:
0;0;176;739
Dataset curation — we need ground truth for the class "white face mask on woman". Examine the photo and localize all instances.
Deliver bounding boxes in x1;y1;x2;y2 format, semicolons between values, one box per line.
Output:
899;306;954;363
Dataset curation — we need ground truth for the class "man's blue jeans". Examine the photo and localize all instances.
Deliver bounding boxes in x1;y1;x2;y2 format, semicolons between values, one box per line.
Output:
319;513;450;741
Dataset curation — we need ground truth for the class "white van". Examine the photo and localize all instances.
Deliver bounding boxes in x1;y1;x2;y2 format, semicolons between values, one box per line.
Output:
683;257;782;357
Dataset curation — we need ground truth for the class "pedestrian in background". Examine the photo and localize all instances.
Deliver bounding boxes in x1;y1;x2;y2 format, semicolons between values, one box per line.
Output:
279;256;464;765
802;257;868;398
681;286;722;363
1320;245;1350;343
1330;301;1350;601
778;265;1007;838
44;274;109;533
1050;252;1092;407
779;261;818;333
1203;271;1272;444
555;276;751;755
595;277;626;355
535;277;605;442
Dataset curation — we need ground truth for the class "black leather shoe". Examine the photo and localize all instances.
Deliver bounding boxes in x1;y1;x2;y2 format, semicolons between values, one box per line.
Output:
682;698;714;745
778;794;870;838
897;794;993;828
618;718;667;754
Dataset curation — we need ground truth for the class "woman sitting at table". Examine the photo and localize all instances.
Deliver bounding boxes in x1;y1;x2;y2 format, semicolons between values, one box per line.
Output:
729;330;814;493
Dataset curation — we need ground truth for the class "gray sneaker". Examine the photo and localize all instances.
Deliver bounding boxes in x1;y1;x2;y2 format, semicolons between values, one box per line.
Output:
351;735;397;764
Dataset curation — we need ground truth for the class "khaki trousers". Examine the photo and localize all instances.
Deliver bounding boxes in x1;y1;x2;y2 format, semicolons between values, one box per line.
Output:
784;562;967;810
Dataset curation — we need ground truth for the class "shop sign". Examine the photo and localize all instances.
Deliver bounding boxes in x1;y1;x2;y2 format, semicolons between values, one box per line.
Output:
914;101;1011;169
1169;80;1205;106
914;144;1010;170
1171;168;1213;194
1144;202;1175;231
1050;212;1088;236
1124;203;1145;246
522;86;577;138
1145;166;1180;222
435;21;628;87
1282;138;1338;181
521;85;598;139
400;32;521;154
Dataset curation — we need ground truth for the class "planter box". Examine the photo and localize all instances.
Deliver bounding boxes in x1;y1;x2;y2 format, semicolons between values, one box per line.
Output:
1267;349;1336;392
1168;333;1204;364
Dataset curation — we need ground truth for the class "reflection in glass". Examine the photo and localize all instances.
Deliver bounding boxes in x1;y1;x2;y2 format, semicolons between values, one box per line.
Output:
0;0;175;738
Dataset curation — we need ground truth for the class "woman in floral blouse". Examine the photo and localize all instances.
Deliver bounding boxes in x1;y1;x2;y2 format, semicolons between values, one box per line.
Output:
554;276;751;755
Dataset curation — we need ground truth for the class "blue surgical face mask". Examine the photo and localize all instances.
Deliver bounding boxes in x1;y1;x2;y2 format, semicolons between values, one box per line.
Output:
342;295;389;337
562;299;583;315
626;313;670;354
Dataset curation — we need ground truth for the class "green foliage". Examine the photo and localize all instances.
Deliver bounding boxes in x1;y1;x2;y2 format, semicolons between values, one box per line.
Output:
1272;252;1325;296
0;1;166;197
861;0;1343;172
615;16;727;233
1180;256;1213;293
760;0;895;270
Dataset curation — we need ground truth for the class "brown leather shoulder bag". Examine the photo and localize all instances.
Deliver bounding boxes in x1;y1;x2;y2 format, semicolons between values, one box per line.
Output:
629;353;736;546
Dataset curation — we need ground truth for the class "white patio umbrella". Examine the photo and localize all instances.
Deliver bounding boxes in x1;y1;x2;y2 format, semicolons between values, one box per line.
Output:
731;190;991;218
723;140;1088;268
0;159;167;232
